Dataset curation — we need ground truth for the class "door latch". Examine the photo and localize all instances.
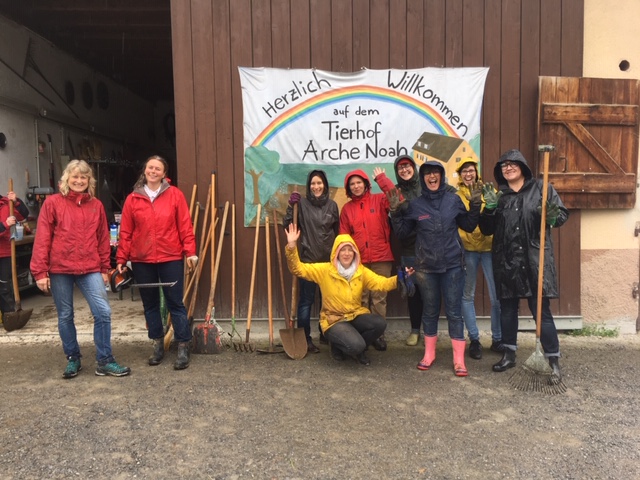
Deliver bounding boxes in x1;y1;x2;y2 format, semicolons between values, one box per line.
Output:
633;282;639;299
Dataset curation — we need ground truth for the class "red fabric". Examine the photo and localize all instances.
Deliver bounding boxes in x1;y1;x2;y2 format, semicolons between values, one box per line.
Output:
30;192;110;281
0;197;28;258
116;185;196;265
339;170;394;264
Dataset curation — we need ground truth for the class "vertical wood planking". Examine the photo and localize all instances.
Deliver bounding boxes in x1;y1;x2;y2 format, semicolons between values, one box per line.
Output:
389;0;407;69
370;0;390;68
424;0;446;67
170;0;197;191
520;0;540;162
406;0;424;69
482;0;502;168
332;0;353;71
352;0;370;69
310;0;331;69
445;0;463;67
272;0;292;68
499;0;521;152
291;0;311;67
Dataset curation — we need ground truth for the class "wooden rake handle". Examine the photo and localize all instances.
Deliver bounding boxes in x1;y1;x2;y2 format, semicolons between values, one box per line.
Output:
246;203;261;342
536;146;553;339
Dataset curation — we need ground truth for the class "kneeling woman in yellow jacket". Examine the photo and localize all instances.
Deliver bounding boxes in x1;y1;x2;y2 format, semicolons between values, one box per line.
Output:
285;224;408;365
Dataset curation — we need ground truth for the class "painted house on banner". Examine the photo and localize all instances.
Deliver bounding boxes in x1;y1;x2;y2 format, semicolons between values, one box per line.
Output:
412;132;479;185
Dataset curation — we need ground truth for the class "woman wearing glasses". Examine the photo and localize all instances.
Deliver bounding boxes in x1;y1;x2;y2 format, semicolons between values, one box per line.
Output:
479;149;568;381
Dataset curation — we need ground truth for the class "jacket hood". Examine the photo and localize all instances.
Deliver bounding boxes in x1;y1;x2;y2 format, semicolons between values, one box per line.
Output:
493;149;532;186
306;169;330;206
418;160;446;193
344;169;371;198
330;234;361;269
393;155;419;186
456;158;483;186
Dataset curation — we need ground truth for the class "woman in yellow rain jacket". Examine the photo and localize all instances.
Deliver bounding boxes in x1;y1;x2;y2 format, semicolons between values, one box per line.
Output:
285;225;403;366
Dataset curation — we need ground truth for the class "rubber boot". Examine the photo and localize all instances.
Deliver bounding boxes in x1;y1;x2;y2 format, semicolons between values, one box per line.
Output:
174;342;191;370
417;335;437;370
548;356;562;384
451;339;468;377
492;349;516;372
148;338;164;366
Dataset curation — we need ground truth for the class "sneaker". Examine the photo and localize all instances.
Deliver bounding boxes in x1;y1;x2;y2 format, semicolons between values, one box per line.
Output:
469;340;483;360
406;332;420;346
63;357;82;379
95;361;131;377
490;341;506;353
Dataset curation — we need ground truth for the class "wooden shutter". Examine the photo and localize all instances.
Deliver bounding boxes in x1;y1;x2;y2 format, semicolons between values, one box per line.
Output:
537;76;640;208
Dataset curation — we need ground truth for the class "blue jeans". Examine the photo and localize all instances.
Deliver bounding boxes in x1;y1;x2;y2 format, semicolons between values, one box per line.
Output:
323;313;387;357
296;277;319;341
132;260;192;343
500;295;560;356
49;272;115;365
415;267;465;340
461;251;501;342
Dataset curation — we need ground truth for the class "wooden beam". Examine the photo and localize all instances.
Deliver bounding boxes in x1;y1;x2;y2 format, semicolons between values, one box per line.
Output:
563;122;627;174
548;173;636;193
542;103;638;125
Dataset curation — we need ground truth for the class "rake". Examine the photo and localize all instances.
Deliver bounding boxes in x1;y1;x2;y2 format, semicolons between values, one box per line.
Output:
508;145;566;395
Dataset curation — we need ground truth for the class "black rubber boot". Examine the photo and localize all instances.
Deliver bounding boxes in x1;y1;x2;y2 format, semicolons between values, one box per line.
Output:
174;342;191;370
148;338;164;366
548;356;562;384
492;349;516;372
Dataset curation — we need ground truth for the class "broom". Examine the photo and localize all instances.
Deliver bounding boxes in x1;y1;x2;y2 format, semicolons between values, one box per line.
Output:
508;145;566;395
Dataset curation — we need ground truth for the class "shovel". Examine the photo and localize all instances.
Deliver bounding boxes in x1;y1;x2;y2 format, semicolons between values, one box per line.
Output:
273;210;307;359
3;179;33;331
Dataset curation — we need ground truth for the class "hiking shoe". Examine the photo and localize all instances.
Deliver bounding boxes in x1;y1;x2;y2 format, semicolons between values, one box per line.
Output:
355;352;371;366
490;341;506;353
469;340;483;360
372;336;387;351
406;332;420;346
307;340;320;354
95;361;131;377
319;332;329;345
63;357;82;379
330;344;345;361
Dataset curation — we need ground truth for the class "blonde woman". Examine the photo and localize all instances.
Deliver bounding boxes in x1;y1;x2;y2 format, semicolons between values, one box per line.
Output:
31;160;130;379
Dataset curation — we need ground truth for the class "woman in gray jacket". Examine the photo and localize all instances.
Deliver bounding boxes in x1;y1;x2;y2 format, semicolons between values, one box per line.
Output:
284;170;339;353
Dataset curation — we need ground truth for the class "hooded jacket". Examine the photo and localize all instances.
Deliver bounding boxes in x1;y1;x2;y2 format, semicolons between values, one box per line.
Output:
455;159;493;253
285;233;397;333
339;169;395;264
479;149;569;298
390;161;480;273
283;170;339;263
391;155;421;257
30;191;110;280
0;196;29;258
116;179;196;265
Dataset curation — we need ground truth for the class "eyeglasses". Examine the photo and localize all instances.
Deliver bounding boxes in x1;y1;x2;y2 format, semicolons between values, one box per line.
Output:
460;168;476;175
397;164;413;172
424;170;440;176
500;161;519;170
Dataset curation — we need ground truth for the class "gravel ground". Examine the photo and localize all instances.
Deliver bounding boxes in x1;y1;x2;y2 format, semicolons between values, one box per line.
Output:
1;326;639;479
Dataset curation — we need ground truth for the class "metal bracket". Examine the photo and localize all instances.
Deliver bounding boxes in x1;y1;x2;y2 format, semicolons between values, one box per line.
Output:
635;221;640;237
633;282;639;299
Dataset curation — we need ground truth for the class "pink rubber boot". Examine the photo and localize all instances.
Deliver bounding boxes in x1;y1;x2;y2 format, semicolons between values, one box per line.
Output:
417;335;437;370
452;339;468;377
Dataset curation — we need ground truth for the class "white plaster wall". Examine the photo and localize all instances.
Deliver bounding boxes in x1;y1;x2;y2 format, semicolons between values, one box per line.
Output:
583;0;640;331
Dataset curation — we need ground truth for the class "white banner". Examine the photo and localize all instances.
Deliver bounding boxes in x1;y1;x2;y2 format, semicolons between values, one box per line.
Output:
239;67;488;225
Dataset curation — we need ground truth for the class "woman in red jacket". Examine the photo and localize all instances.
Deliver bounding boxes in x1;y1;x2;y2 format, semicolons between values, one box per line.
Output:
117;155;197;370
31;160;130;379
339;169;395;350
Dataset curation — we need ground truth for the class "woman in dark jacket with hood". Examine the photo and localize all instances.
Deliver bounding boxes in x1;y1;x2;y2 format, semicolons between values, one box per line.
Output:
284;169;339;353
375;155;424;346
479;149;569;380
391;161;482;377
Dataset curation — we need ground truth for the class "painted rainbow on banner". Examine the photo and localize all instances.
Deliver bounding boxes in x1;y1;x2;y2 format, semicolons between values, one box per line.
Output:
251;85;459;146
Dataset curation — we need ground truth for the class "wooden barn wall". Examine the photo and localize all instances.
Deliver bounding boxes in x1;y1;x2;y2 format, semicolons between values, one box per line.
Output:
170;0;584;321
